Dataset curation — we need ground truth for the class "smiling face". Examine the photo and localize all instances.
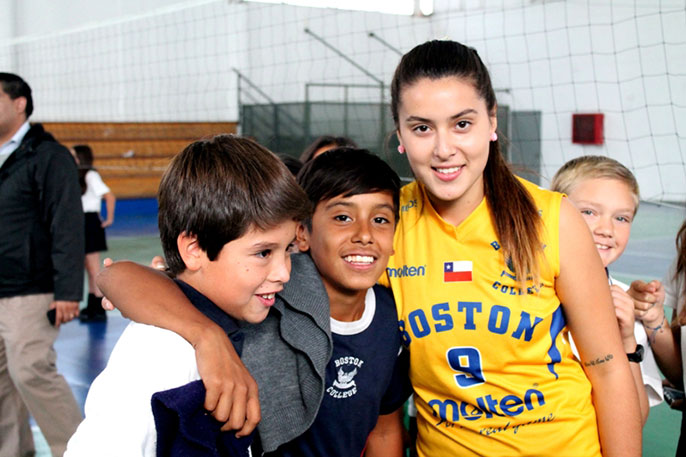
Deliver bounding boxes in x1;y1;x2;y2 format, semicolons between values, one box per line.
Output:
396;76;496;224
179;221;298;324
566;177;636;267
299;191;396;301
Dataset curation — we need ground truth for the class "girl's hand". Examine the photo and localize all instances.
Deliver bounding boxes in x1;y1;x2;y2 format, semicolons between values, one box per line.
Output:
629;279;665;327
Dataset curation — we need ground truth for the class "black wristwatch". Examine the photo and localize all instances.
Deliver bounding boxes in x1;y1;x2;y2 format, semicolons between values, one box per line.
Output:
627;344;644;363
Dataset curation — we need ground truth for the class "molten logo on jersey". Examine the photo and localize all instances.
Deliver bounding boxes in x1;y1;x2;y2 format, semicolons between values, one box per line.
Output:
444;261;472;282
387;264;426;278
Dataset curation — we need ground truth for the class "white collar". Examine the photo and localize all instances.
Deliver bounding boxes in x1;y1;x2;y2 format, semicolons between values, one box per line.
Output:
1;121;31;151
330;287;376;336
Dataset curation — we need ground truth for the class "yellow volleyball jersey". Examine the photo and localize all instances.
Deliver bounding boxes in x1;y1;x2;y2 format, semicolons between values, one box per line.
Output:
382;179;601;457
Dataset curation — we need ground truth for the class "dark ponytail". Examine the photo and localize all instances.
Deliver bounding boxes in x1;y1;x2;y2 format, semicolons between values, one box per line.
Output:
391;40;544;286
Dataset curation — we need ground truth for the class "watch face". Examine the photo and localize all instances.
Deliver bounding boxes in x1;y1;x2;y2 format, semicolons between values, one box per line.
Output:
628;344;645;363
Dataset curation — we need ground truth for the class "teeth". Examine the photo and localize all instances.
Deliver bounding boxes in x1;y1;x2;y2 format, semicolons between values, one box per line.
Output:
259;293;275;299
595;244;610;250
435;166;461;174
344;255;374;264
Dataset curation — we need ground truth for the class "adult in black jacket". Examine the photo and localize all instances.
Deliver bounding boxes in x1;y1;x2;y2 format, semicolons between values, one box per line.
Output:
0;73;83;457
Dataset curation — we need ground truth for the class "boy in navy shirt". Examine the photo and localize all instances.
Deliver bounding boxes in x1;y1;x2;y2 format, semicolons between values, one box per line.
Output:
64;135;310;456
268;148;409;456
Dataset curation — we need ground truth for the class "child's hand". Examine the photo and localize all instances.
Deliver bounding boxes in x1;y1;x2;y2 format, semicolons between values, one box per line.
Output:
150;256;167;270
101;258;116;311
99;257;168;310
629;279;665;327
610;285;637;349
194;326;261;436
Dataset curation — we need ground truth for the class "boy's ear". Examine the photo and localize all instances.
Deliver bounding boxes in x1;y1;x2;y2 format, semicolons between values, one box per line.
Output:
177;232;204;271
296;223;311;252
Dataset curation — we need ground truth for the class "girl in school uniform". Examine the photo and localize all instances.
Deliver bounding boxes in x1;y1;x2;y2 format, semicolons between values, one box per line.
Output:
74;144;115;322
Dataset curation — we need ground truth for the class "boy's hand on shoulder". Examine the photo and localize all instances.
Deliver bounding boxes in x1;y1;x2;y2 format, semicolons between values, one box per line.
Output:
195;325;261;436
629;279;665;326
150;255;167;270
610;285;636;346
100;258;119;311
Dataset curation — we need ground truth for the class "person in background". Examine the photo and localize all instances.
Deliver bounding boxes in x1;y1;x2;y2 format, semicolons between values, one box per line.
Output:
630;217;686;456
299;135;357;163
73;144;116;322
0;72;83;457
277;152;303;176
551;155;663;424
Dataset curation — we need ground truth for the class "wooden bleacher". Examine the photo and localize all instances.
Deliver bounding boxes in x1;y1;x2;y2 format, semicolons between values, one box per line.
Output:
42;122;238;198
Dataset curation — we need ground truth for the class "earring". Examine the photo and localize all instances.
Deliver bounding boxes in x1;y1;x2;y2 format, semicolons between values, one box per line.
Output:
397;145;405;154
490;132;498;142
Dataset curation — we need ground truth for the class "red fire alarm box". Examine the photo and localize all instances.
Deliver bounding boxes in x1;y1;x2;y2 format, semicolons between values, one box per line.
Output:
572;113;604;145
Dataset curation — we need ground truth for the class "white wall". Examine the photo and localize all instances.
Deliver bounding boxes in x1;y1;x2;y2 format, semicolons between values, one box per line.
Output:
1;0;684;201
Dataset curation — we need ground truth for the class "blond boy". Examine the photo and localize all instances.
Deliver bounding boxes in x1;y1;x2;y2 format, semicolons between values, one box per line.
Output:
552;155;663;424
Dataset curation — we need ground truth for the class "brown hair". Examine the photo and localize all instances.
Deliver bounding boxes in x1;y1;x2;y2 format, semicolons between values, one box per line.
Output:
158;134;311;275
299;135;357;163
73;144;94;196
297;147;401;230
551;155;640;214
391;40;544;286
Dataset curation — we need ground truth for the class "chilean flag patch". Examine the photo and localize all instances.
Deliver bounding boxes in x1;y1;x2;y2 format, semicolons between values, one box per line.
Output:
444;261;473;282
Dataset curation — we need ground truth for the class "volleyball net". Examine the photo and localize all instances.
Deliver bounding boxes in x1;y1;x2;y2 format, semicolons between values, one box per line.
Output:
1;0;684;203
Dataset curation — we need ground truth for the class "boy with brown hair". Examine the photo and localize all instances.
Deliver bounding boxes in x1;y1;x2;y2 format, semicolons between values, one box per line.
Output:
65;134;310;456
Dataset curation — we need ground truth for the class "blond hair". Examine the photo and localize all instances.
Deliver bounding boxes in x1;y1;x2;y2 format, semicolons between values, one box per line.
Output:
551;155;640;213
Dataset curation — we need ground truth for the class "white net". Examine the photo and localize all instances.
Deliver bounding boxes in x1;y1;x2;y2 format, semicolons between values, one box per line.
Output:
1;0;684;202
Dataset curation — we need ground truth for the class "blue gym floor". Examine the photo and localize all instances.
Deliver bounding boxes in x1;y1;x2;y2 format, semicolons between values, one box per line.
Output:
31;199;685;456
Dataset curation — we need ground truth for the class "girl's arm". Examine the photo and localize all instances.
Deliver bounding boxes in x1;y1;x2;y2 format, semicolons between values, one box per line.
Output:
364;408;404;457
101;191;116;228
556;198;641;456
630;279;683;388
96;260;260;435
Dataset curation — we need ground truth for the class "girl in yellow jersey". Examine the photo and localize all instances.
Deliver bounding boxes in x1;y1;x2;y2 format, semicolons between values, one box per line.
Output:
382;40;641;456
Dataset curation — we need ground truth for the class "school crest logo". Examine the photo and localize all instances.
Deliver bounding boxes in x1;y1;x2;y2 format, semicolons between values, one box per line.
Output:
333;367;358;389
326;356;363;399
